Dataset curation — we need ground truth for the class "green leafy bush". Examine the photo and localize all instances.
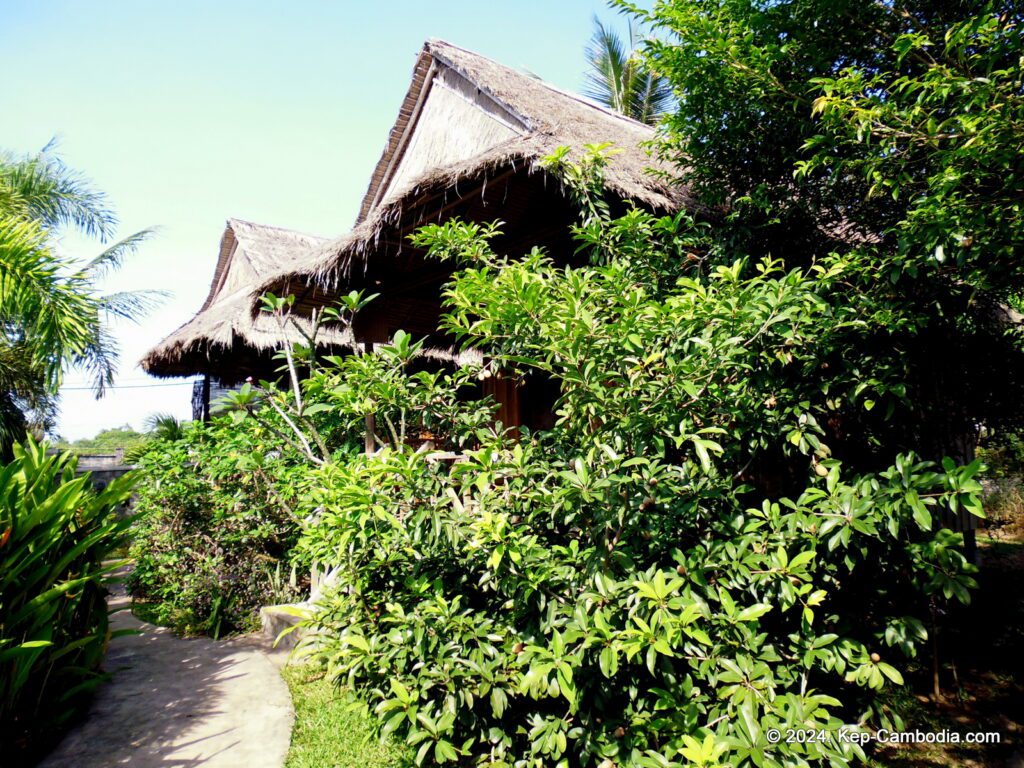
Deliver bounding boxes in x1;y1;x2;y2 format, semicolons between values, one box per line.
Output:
127;417;306;637
0;440;135;764
125;293;483;639
275;173;982;766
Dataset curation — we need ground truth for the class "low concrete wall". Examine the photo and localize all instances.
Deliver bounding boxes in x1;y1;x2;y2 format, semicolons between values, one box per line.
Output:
81;466;134;492
260;604;308;651
74;450;134;491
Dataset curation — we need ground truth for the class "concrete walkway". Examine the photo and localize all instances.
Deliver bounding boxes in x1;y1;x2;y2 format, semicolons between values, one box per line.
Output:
40;585;294;768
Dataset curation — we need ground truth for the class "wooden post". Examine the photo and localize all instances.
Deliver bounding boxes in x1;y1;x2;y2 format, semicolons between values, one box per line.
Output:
202;374;211;422
364;342;375;455
482;372;521;428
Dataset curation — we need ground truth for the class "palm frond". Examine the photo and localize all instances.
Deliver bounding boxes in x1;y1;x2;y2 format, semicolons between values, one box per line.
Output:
584;17;632;114
0;216;97;388
0;146;117;241
630;70;676;126
143;412;186;442
71;320;118;397
84;227;158;280
97;289;168;323
583;17;673;126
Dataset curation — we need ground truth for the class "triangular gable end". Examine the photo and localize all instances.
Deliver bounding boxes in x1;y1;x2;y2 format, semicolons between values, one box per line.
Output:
198;225;241;312
358;44;529;221
198;218;331;318
199;221;274;312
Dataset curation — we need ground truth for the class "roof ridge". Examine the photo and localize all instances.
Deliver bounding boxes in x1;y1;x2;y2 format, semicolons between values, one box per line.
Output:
226;217;328;241
425;39;655;134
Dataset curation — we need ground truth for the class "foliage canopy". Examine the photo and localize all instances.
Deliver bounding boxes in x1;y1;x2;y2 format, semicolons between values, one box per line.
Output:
0;146;159;454
275;154;983;765
631;0;1024;465
127;414;305;637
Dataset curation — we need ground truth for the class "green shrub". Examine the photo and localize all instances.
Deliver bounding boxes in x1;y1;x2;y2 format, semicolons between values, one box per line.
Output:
270;187;981;766
127;416;306;637
0;440;135;765
977;429;1024;481
302;446;977;767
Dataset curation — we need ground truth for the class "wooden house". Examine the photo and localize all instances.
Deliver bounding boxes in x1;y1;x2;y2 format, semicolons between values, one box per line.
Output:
142;40;687;423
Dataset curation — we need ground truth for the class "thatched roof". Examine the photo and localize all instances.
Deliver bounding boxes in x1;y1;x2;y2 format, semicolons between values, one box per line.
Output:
259;39;688;290
142;217;484;378
144;40;689;379
140;219;338;378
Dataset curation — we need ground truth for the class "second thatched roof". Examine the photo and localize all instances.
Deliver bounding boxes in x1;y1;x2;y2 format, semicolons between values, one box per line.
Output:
140;218;339;378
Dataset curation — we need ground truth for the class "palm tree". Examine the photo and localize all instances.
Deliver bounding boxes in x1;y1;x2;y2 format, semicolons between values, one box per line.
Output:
0;144;162;454
143;412;186;442
583;18;673;126
122;412;188;463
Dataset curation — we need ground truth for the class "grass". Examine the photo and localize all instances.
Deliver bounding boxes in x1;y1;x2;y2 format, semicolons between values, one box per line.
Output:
283;665;410;768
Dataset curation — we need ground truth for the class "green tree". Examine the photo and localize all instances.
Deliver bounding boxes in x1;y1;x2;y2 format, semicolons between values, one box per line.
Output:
627;0;1024;472
0;145;161;453
56;424;147;456
583;17;673;125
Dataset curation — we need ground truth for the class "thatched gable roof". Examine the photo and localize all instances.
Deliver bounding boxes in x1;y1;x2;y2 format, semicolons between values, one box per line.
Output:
144;40;689;380
259;39;688;290
140;219;337;378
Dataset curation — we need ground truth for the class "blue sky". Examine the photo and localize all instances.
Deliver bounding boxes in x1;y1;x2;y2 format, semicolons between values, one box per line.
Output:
0;0;621;439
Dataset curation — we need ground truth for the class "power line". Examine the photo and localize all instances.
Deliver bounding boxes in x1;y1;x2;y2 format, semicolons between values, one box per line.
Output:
63;379;193;385
61;381;198;391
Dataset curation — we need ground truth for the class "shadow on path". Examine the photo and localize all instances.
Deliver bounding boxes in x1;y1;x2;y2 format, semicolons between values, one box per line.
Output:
38;583;293;768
